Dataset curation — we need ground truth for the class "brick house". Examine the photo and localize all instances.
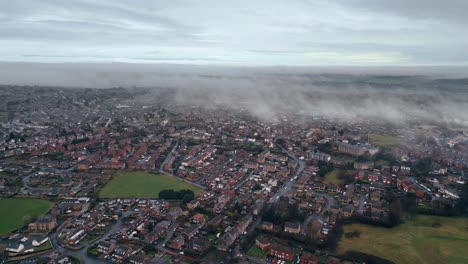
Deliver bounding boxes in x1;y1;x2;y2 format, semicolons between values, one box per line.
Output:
269;244;295;261
255;237;271;251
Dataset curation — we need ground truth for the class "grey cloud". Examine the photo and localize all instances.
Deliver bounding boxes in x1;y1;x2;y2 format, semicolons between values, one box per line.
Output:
334;0;468;25
0;1;467;65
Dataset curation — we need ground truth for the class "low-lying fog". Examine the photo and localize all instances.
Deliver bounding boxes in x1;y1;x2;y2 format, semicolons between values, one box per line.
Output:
1;62;467;126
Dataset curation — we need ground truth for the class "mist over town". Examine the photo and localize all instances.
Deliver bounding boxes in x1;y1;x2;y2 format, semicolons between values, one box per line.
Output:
1;1;468;264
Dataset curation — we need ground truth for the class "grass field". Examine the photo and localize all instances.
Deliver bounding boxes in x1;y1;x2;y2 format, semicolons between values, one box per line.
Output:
324;169;343;185
0;198;54;235
99;171;203;198
368;134;400;147
247;244;268;258
323;169;353;185
375;159;391;167
205;250;226;262
35;240;53;252
337;215;468;264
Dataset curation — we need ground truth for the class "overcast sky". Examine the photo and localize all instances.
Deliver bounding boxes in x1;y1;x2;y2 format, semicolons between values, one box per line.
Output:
1;0;468;66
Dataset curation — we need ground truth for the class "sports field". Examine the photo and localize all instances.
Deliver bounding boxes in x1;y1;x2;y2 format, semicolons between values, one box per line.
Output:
337;215;468;264
0;198;54;235
368;134;400;147
99;171;203;198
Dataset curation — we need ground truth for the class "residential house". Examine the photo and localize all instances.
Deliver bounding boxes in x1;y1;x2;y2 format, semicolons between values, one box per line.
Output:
144;229;164;244
261;221;273;231
28;216;57;233
354;161;374;170
284;222;301;234
97;241;116;255
192;213;205;224
309;151;331;162
128;255;146;264
300;252;319;264
170;235;185;250
192;237;210;252
155;220;171;229
236;214;253;234
182;224;200;240
32;236;49;247
342;205;355;217
111;245;132;263
217;226;239;251
255;237;271;251
269;244;295;261
6;243;24;253
67;229;86;245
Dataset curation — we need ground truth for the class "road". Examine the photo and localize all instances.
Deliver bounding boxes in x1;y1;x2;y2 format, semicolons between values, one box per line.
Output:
156;221;180;251
159;142;207;190
49;211;133;263
269;146;305;203
228;145;307;261
234;173;253;190
159;142;179;172
300;192;335;235
357;194;366;214
408;177;439;200
314;192;335;212
230;214;262;262
195;154;235;185
22;161;85;192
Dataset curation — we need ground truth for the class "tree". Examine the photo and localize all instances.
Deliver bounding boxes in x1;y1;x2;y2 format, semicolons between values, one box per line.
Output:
182;193;193;204
275;138;286;146
159;189;194;203
317;160;334;177
318;142;332;154
252;183;262;191
401;193;418;219
305;219;323;240
455;182;468;215
71;137;90;145
388;199;402;225
413;159;432;178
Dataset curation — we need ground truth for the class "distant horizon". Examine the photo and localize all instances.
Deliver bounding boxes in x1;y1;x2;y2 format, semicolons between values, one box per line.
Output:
1;61;468;89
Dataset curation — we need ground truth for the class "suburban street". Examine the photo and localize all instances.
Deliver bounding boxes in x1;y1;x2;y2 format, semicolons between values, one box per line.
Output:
48;210;134;264
159;142;207;190
269;146;306;203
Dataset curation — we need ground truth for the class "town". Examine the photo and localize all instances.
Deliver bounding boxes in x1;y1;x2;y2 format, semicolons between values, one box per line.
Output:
0;86;467;264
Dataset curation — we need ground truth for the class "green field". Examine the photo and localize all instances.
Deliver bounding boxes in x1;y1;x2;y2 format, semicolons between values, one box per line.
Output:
247;244;268;258
324;169;343;185
323;169;352;185
35;240;53;252
368;134;400;147
99;171;203;198
337;215;468;264
0;198;54;235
